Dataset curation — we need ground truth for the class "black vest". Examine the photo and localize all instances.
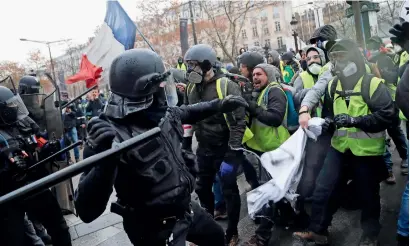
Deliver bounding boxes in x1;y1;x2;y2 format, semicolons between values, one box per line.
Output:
111;108;195;218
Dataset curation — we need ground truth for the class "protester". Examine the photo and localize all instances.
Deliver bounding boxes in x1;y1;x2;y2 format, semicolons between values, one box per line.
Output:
86;89;103;118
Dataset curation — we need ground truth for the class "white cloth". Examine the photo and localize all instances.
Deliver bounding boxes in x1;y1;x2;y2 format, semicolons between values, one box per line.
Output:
247;117;325;218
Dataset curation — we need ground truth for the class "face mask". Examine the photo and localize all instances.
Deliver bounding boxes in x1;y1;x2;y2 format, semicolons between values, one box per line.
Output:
187;71;203;84
334;61;357;77
308;63;322;75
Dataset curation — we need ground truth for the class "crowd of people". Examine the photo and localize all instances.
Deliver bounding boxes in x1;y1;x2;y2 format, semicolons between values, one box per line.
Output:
0;11;408;246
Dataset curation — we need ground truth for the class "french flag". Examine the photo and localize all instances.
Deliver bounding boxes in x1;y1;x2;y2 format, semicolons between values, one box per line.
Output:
66;0;136;88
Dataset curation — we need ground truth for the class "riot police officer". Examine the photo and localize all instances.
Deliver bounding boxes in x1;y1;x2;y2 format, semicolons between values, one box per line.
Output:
0;86;71;246
74;48;248;246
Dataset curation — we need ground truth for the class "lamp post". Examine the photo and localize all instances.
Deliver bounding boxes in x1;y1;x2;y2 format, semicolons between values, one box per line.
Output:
290;16;299;52
19;38;71;80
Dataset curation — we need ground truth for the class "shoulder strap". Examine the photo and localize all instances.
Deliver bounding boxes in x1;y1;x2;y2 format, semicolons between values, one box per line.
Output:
216;77;228;99
329;76;338;102
361;73;374;106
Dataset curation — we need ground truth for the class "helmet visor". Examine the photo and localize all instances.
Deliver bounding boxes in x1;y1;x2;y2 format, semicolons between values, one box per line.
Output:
0;95;29;124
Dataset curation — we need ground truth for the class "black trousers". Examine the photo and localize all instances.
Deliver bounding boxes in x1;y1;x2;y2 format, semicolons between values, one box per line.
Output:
309;148;386;238
123;202;225;246
0;189;71;246
195;145;241;239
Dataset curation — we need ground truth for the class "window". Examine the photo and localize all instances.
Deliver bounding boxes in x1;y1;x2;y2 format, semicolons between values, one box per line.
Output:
275;21;281;32
254;41;260;46
263;27;269;35
265;39;271;48
277;37;283;48
252;27;258;37
242;30;247;39
273;7;280;18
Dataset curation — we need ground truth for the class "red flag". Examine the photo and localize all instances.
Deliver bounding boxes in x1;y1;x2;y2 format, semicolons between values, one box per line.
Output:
66;55;103;88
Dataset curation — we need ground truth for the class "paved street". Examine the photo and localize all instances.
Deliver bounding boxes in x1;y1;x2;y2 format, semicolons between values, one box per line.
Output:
65;137;408;246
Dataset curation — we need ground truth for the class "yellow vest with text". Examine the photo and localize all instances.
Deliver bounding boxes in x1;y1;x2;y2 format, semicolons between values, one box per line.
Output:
186;78;254;144
177;63;187;71
328;76;386;156
246;82;290;152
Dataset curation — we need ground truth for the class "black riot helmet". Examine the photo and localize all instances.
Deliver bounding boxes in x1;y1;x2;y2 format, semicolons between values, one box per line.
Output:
184;44;217;72
106;48;177;119
239;51;265;70
18;76;41;94
0;86;29;125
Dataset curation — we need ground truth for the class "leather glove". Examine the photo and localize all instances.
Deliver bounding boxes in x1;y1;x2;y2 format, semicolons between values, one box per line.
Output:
334;114;358;128
219;95;248;113
87;114;116;152
322;117;336;133
390;22;409;53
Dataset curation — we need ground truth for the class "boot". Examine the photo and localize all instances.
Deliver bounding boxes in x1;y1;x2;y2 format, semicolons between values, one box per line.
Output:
359;235;379;246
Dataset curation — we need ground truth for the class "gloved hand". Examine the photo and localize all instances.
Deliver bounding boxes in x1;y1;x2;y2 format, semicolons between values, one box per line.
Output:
220;161;234;178
334;114;358;128
87;114;116;152
322;117;336;133
219;95;249;113
390;22;409;53
247;101;259;116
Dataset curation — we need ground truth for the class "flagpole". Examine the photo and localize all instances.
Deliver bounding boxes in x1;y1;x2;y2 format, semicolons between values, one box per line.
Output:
135;25;156;53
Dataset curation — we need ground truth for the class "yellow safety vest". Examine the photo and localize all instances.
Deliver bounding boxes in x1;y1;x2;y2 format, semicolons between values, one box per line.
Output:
246;82;290;152
328;76;386;156
177;63;187;71
299;71;323;117
186;78;254;144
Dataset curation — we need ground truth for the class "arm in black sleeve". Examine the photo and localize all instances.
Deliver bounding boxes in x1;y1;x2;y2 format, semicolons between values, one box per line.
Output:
396;65;409;119
252;87;287;127
177;99;221;124
74;146;117;223
355;82;397;133
225;81;246;148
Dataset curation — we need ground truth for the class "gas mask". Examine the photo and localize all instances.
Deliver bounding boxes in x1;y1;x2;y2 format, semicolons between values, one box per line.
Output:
187;64;205;84
178;58;183;64
334;60;358;77
308;63;322;75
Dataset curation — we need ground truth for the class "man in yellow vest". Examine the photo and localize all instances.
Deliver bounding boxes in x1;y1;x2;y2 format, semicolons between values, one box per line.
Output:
292;46;333;201
176;56;187;71
184;44;247;246
243;63;290;246
294;39;397;246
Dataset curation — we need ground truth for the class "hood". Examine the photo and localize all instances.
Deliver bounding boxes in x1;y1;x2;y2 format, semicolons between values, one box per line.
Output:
309;25;337;43
306;46;326;66
329;39;366;80
268;50;281;67
254;64;277;83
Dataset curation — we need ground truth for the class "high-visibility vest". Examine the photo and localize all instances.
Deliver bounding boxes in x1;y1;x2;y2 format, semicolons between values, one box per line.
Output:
328;76;386;156
186;78;254;144
177;63;187;71
246;82;290;152
299;71;323;117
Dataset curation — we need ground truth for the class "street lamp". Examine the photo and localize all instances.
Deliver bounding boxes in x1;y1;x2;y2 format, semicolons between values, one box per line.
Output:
290;16;299;52
19;38;72;80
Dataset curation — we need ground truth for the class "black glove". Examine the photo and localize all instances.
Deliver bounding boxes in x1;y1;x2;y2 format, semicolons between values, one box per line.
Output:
87;114;116;152
247;101;259;116
219;95;248;113
322;117;336;133
334;114;358;128
390;22;409;53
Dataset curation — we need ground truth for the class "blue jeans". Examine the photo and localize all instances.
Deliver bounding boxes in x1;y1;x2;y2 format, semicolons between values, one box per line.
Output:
398;182;409;237
213;175;225;212
383;145;394;172
65;127;79;160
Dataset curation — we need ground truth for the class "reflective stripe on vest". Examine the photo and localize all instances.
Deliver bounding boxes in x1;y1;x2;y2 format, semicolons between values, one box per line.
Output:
177;63;187;71
328;76;385;156
246;82;290;152
215;78;254;144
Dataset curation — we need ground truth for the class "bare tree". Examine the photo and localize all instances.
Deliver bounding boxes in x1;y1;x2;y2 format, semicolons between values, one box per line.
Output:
377;0;404;36
331;1;355;39
0;61;26;83
26;49;47;71
198;1;264;65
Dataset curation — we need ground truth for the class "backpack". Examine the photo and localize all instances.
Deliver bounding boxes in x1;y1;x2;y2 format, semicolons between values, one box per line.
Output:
328;73;374;107
261;83;299;132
